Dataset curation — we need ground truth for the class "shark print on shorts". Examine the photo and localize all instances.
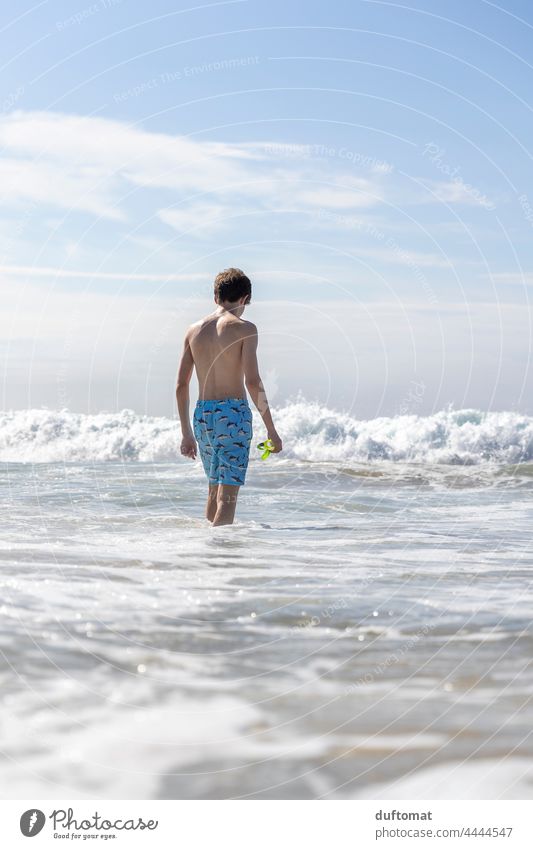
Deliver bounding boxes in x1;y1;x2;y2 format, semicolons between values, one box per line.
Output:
193;397;253;486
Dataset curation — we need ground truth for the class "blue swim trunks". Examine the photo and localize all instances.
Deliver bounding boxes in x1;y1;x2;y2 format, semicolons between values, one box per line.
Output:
193;397;253;486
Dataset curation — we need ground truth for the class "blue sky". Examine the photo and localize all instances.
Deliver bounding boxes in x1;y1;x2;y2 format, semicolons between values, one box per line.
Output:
2;0;533;417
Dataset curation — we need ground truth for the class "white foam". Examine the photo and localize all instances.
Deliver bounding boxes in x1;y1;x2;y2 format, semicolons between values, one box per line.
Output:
354;757;533;799
1;403;532;464
0;687;259;799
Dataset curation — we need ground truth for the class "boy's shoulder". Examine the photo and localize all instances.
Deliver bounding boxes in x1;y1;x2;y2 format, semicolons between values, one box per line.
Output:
238;318;258;337
185;314;215;336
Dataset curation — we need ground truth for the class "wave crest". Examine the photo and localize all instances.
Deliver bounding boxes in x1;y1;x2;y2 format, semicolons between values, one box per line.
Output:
1;404;532;464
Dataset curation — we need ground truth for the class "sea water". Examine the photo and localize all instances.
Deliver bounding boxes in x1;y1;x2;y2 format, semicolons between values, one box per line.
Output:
1;402;533;799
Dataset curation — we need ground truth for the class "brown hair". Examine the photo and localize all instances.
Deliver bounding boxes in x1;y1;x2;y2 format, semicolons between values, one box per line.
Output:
214;268;251;303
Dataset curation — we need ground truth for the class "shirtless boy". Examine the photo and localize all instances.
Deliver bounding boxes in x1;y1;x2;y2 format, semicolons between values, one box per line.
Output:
176;268;282;526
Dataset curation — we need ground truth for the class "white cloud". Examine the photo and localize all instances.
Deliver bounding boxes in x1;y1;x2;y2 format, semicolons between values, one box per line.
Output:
486;272;533;286
0;157;123;220
0;110;386;230
0;264;207;281
0;111;252;188
418;178;496;209
294;186;380;210
158;204;232;236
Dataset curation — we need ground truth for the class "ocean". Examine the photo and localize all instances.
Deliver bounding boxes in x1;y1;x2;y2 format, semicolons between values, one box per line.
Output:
1;401;533;799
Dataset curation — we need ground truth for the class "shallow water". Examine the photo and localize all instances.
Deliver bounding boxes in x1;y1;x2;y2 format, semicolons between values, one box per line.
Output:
1;455;533;799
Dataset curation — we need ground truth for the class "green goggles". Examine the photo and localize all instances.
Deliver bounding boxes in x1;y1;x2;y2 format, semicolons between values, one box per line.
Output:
257;439;275;460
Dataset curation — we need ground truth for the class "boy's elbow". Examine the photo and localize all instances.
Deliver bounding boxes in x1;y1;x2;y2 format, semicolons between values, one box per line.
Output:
245;375;261;390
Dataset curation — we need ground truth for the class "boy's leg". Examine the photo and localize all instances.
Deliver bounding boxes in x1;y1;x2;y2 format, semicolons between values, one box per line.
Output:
206;484;219;521
212;484;240;526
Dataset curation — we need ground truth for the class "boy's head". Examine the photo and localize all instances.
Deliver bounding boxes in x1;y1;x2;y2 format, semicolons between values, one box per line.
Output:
214;268;251;307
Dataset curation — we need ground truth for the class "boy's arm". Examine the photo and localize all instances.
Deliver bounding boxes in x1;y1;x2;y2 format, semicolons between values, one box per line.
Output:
242;324;282;453
176;330;197;459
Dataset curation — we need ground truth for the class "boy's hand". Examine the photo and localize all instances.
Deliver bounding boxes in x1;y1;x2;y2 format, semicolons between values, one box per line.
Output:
267;430;283;453
180;435;197;459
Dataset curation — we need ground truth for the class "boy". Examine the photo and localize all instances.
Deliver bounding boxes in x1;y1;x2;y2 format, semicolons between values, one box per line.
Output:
176;268;282;526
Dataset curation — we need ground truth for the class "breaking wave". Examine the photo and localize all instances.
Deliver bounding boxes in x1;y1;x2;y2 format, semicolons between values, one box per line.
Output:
1;403;532;465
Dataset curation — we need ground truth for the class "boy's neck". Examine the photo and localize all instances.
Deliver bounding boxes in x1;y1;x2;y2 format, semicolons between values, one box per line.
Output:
216;302;245;318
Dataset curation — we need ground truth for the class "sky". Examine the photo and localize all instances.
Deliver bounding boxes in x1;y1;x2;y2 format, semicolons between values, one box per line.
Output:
2;0;533;418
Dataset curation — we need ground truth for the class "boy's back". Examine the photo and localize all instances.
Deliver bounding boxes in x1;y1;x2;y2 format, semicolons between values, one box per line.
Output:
188;311;251;400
